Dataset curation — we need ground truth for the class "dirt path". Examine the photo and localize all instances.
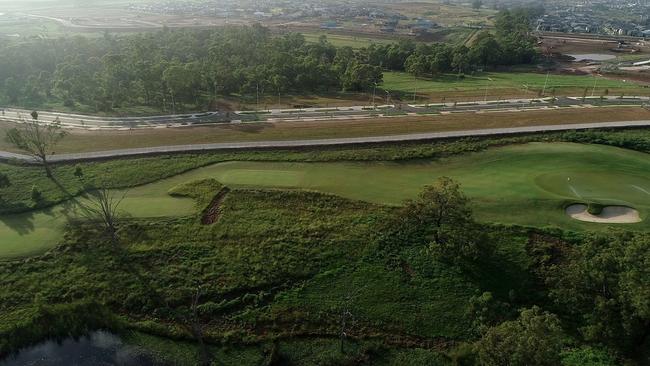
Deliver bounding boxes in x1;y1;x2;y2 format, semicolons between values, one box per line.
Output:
201;188;230;225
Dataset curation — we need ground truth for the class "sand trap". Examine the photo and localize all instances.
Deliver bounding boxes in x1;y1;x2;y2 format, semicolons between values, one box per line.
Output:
566;204;642;224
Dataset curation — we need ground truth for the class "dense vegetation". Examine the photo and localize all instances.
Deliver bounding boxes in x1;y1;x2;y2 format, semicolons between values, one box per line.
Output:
0;9;537;114
1;175;648;365
0;129;649;364
372;9;537;76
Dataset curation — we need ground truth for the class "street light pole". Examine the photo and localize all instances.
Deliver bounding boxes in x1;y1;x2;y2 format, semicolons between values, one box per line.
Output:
372;83;377;109
591;74;598;97
542;71;550;96
413;76;417;104
484;77;492;103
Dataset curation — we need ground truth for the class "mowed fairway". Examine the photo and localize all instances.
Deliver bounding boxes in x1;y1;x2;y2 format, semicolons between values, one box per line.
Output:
1;142;649;258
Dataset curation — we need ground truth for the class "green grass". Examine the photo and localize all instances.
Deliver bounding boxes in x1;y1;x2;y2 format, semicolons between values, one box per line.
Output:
0;187;529;362
383;71;649;97
1;142;649;258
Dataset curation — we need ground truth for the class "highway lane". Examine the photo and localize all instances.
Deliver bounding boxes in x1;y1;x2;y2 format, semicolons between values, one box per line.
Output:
1;119;649;164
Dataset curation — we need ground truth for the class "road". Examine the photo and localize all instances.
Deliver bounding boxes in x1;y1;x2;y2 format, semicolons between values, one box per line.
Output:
2;96;649;130
3;119;649;164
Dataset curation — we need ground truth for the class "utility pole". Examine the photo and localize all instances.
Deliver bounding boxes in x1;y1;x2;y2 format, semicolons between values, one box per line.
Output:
541;71;550;96
484;83;488;102
413;76;417;104
591;76;596;98
256;83;260;111
372;83;377;109
484;77;492;103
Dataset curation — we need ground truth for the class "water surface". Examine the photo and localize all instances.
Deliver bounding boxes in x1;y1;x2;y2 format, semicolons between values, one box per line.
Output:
0;331;162;366
569;53;616;61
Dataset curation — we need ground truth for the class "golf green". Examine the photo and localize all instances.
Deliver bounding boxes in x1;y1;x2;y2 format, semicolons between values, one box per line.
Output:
1;142;649;258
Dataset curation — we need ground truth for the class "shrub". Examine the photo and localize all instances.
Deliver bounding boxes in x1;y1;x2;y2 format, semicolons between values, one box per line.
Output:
587;203;605;216
30;185;42;202
561;347;617;366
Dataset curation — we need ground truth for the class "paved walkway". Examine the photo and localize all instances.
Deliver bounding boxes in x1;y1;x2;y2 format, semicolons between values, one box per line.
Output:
2;119;649;164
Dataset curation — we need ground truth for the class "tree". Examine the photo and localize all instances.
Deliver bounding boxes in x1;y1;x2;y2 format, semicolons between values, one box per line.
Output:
341;62;383;92
476;307;566;366
177;285;212;366
472;0;483;9
377;177;489;265
468;33;503;68
452;46;471;75
405;54;428;76
78;188;126;245
0;173;9;189
467;291;513;335
546;233;650;356
561;347;618;366
0;172;10;202
5;117;66;177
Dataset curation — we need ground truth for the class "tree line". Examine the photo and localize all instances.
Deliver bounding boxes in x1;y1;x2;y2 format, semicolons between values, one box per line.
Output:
0;25;382;113
0;9;537;113
365;8;538;77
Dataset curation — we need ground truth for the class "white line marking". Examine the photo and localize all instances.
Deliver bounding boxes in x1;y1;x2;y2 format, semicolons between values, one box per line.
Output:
569;185;582;199
631;185;650;195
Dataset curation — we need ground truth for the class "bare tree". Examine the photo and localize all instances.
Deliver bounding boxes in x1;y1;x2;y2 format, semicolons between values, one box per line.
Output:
78;188;126;245
180;285;212;366
5;116;66;178
338;285;366;354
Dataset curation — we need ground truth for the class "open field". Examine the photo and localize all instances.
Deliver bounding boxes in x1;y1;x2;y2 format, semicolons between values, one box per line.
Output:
1;107;649;154
2;142;649;258
384;71;650;102
301;31;396;49
299;27;472;48
384;1;496;26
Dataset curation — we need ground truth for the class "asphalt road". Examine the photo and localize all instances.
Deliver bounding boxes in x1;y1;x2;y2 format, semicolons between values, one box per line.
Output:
2;119;649;164
3;96;648;130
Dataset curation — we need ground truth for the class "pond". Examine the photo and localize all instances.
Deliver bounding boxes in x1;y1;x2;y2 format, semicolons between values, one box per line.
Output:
568;53;616;61
0;331;163;366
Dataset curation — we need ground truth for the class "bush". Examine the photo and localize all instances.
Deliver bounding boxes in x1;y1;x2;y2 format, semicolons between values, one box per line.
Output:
561;347;617;366
30;185;42;202
587;203;605;216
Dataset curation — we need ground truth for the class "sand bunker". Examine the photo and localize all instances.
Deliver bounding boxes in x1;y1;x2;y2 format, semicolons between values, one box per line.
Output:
566;204;642;224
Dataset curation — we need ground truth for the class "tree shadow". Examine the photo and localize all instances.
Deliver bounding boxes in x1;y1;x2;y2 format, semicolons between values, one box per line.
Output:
0;207;36;235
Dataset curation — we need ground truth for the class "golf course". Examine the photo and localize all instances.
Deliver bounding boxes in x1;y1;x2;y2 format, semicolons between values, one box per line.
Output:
2;142;649;258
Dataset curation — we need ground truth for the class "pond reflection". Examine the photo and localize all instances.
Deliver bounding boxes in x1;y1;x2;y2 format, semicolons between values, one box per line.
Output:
0;331;164;366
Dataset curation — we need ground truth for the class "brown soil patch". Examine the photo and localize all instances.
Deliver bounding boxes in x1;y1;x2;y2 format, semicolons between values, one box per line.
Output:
201;187;230;225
